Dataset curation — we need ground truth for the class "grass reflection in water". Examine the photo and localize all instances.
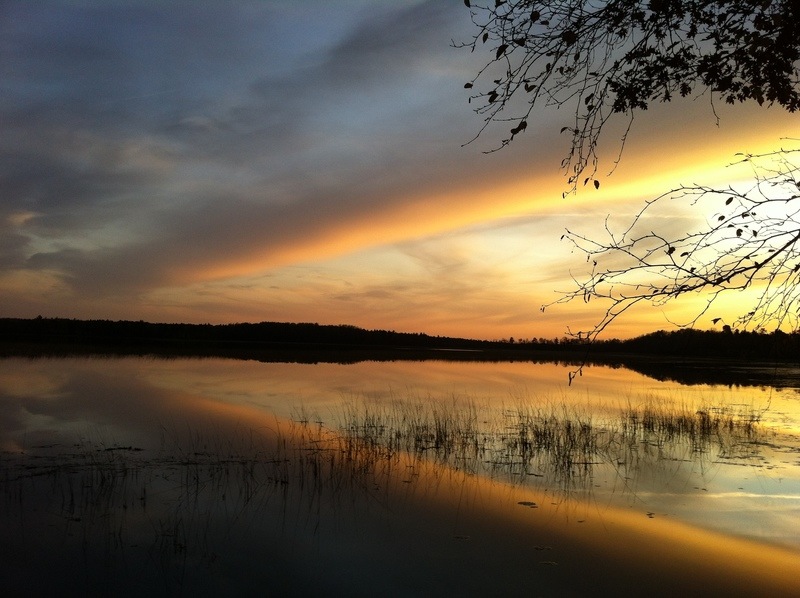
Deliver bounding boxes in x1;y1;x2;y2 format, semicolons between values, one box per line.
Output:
0;397;781;596
335;398;768;492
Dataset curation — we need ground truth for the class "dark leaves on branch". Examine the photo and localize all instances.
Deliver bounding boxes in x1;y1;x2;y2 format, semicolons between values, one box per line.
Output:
510;120;528;135
561;30;577;46
462;0;800;191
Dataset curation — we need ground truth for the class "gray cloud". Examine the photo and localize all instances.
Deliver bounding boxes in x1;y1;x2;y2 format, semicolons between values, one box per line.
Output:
2;1;562;303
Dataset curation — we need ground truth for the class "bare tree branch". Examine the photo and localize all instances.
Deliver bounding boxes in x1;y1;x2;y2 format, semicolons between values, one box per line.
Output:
544;143;800;339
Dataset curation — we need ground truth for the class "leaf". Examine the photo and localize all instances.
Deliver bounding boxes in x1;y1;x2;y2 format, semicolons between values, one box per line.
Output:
736;229;742;237
680;251;689;257
725;197;733;205
464;0;470;6
530;10;540;23
464;82;473;89
593;179;600;190
666;246;675;255
711;317;721;324
482;32;488;43
496;44;508;59
510;120;528;135
718;215;725;221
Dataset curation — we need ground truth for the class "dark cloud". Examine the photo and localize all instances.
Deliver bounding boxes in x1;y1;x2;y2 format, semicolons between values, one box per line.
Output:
1;1;558;304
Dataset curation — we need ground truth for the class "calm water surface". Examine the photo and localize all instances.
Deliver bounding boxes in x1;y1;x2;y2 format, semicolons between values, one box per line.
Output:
1;357;798;595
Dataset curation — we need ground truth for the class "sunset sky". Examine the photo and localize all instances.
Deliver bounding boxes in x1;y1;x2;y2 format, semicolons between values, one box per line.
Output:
2;1;797;340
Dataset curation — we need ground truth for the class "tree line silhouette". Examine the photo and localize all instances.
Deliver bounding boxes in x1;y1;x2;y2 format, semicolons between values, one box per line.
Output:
2;317;799;366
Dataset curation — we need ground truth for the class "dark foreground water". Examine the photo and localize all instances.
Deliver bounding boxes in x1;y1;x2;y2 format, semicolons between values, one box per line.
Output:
1;357;798;596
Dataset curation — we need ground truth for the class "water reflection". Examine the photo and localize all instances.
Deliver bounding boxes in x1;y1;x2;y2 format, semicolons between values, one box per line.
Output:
1;357;799;596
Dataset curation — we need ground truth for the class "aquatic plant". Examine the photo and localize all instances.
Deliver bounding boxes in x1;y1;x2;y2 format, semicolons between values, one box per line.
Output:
334;397;771;491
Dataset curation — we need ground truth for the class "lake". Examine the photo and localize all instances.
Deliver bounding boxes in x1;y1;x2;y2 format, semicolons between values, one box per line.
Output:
1;356;799;596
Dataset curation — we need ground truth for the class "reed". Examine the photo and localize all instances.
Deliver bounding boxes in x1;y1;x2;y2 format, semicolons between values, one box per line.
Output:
334;397;769;489
0;394;773;595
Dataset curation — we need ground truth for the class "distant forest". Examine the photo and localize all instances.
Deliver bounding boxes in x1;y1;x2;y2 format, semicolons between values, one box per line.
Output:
1;317;799;365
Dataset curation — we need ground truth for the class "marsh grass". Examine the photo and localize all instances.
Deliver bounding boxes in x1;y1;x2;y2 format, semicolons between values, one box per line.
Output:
0;415;410;596
0;395;774;594
335;397;770;490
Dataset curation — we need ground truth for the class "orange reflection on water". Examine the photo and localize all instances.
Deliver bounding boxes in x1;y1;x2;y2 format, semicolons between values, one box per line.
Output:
1;356;799;595
153;363;800;595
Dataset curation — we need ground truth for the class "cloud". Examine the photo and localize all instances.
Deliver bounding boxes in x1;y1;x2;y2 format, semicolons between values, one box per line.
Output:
2;0;552;300
3;1;796;337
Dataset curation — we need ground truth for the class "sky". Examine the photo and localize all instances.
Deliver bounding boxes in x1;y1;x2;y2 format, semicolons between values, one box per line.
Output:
1;0;798;340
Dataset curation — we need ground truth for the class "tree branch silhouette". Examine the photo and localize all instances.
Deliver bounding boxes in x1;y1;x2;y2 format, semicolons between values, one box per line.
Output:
458;0;799;194
543;144;800;339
